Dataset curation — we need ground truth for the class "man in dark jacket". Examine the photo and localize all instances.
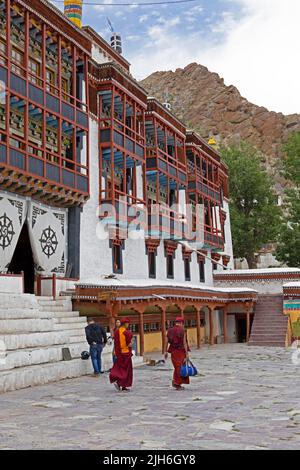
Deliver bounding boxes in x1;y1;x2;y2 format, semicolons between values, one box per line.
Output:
85;318;107;376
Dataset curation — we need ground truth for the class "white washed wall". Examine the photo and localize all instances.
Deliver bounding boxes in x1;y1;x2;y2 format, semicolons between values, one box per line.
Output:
91;44;110;64
80;119;111;279
223;198;234;270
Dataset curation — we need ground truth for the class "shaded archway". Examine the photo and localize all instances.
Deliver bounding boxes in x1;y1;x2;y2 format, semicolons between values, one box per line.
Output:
8;222;35;293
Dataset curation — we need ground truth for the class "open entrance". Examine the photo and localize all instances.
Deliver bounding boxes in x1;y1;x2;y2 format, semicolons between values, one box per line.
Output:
236;318;247;343
8;223;35;293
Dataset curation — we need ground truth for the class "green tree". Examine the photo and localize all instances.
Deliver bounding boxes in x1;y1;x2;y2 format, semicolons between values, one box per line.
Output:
276;189;300;267
282;132;300;185
276;132;300;266
221;142;281;268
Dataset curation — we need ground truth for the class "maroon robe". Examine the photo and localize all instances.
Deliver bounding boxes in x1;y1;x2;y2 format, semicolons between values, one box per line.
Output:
167;325;190;386
109;326;133;388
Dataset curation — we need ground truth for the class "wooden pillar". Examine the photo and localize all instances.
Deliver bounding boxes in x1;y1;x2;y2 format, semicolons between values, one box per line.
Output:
107;299;116;336
223;306;228;344
36;274;41;297
209;306;215;346
52;273;57;300
139;311;145;357
246;307;251;343
161;307;166;355
196;308;201;349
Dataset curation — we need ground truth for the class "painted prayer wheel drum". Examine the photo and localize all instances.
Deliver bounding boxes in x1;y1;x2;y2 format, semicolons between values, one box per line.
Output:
64;0;83;28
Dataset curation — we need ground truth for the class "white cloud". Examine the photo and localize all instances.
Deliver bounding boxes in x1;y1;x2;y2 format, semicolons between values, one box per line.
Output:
211;11;237;33
157;16;181;27
92;0;114;15
187;5;204;16
139;14;149;23
126;34;141;41
130;0;300;114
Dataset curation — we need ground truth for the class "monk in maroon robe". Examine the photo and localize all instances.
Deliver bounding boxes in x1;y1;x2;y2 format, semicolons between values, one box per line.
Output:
165;317;190;390
109;317;133;392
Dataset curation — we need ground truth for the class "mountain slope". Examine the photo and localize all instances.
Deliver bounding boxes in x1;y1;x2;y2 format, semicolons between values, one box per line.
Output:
140;63;300;191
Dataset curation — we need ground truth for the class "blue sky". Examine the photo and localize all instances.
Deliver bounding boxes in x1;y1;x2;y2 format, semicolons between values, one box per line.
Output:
53;0;240;59
51;0;300;114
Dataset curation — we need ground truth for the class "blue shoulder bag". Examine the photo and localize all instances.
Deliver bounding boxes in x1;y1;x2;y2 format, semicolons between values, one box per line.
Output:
180;359;198;378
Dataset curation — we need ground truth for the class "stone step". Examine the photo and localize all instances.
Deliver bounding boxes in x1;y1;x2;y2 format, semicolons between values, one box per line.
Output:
36;296;55;300
0;358;92;394
252;325;288;333
0;331;70;351
255;318;287;326
37;303;72;310
0;294;38;309
37;297;71;304
0;308;41;320
52;322;86;332
69;335;87;344
254;314;286;318
38;305;73;312
254;320;285;323
54;316;87;324
253;319;287;323
0;319;54;334
251;332;286;337
0;342;88;372
250;335;286;341
250;295;287;347
38;311;80;319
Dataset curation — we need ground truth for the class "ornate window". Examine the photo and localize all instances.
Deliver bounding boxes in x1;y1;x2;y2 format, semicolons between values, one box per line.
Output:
183;248;192;282
164;241;177;280
198;252;206;283
110;239;124;274
146;239;160;279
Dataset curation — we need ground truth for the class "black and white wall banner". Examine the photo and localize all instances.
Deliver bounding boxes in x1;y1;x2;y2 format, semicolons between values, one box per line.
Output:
28;202;67;275
0;192;27;272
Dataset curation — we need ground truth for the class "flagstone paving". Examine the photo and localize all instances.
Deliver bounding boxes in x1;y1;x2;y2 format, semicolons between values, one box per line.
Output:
0;344;300;450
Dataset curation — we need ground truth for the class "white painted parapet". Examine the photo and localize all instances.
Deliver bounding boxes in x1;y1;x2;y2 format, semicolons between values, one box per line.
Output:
0;275;24;294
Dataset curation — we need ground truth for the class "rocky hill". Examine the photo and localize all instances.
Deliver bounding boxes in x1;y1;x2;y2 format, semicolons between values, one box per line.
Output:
140;63;300;193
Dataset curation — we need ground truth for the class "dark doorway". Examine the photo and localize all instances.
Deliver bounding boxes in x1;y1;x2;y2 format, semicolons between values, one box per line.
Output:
236;318;247;343
8;223;35;293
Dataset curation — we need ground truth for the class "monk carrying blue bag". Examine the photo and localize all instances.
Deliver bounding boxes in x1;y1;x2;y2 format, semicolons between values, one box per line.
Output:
180;359;198;378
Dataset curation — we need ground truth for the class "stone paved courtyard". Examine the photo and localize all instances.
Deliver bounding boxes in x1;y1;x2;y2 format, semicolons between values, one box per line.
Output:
0;344;300;450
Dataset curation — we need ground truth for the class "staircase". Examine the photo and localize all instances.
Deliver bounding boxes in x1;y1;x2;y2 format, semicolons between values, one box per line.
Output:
249;294;288;347
0;294;92;393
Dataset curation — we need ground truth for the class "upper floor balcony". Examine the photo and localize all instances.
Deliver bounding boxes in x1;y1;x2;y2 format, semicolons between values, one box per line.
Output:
145;98;187;183
0;0;91;205
185;132;226;250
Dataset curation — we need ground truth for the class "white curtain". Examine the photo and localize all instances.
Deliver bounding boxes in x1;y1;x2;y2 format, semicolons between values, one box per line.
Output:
0;193;27;272
27;202;67;275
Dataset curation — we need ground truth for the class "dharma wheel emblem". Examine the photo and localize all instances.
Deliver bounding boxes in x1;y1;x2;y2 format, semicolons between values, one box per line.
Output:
0;213;15;250
39;226;58;258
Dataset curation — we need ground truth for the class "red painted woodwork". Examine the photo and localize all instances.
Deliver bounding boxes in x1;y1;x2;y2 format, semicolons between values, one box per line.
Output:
186;131;225;250
0;0;90;205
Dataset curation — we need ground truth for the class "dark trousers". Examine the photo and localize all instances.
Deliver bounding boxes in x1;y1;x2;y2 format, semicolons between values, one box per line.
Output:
90;344;103;374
